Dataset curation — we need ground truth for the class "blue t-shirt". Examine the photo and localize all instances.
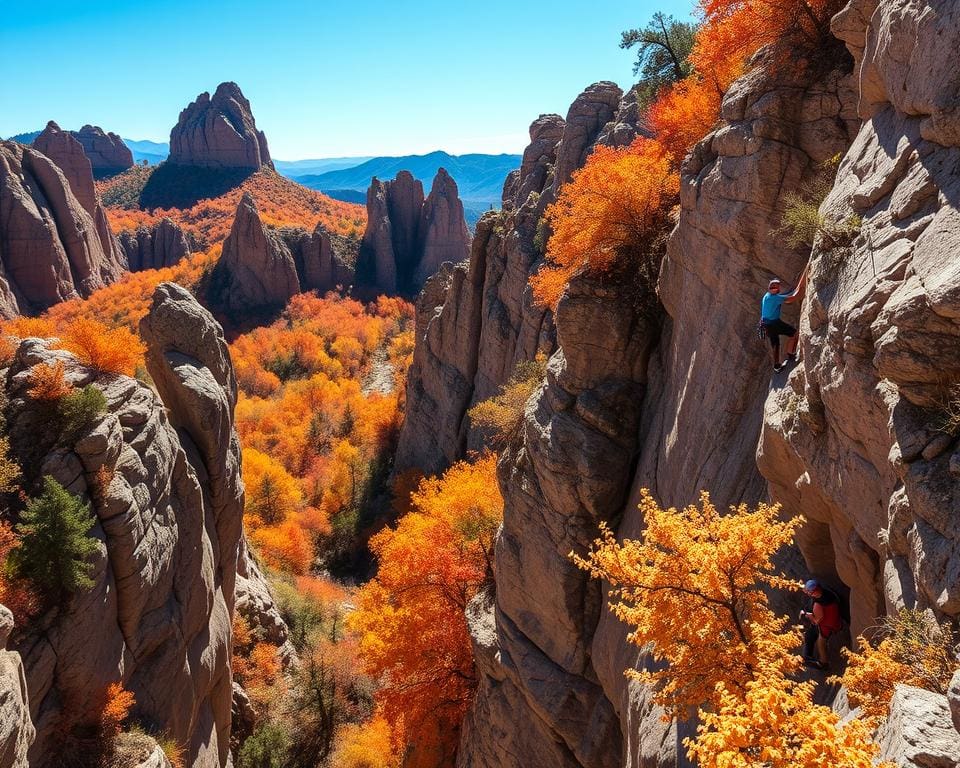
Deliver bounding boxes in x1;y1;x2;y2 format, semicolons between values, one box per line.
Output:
761;291;788;321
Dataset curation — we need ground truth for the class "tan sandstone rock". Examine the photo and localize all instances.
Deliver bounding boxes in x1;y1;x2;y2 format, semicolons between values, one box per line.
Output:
2;283;252;767
72;124;134;177
758;0;960;640
169;82;273;170
120;218;192;271
210;192;302;317
0;605;32;768
876;684;960;767
356;168;470;296
0;139;126;318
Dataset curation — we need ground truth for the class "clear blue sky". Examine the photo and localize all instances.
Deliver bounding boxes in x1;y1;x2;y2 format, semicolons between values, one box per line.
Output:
1;0;693;159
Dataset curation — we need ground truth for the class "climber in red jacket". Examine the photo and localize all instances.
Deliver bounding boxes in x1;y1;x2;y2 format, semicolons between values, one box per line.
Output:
800;579;843;669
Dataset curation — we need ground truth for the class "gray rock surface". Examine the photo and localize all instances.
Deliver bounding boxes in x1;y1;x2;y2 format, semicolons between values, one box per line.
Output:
210;192;302;317
396;80;649;475
355;168;470;295
876;685;960;767
0;606;32;768
169;82;273;170
758;0;960;640
2;283;251;767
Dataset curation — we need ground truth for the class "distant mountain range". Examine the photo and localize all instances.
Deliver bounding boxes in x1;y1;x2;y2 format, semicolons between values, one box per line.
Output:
7;130;519;224
292;151;521;211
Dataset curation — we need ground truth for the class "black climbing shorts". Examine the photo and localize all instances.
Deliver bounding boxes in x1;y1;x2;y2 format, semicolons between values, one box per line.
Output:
763;319;796;348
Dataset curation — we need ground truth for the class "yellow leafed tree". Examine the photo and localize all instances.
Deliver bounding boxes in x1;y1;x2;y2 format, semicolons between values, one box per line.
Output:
573;489;888;765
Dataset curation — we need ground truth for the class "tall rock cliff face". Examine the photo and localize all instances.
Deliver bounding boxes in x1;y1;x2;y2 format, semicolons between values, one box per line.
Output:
120;218;193;272
72;124;134;178
32;121;126;277
758;0;960;642
4;283;248;767
0;606;32;768
398;3;960;766
0;140;127;319
355;168;471;296
396;81;638;476
168;82;273;170
210;192;355;320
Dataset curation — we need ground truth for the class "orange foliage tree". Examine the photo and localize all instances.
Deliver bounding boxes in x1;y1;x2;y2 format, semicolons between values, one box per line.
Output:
349;455;503;767
574;490;886;766
531;138;679;309
56;318;145;377
331;714;399;768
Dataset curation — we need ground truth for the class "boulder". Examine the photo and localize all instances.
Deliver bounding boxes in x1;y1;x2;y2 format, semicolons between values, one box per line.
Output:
949;669;960;733
72;124;134;177
120;218;192;271
169;82;273;170
0;140;126;318
876;685;960;767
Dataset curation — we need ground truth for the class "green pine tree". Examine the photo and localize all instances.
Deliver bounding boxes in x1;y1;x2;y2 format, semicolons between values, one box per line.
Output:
12;476;99;596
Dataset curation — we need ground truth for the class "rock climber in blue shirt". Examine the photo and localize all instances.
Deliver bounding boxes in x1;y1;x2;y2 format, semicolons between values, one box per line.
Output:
761;267;807;372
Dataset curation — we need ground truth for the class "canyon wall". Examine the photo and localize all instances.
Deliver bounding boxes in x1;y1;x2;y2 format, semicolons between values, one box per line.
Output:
758;0;960;641
1;283;264;767
399;1;960;766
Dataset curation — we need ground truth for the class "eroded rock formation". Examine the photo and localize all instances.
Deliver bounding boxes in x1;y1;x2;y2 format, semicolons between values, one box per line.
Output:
120;218;192;271
72;124;133;178
396;81;637;475
0;139;126;318
169;82;273;170
758;0;960;640
4;283;254;767
32;122;126;279
356;168;470;296
0;606;32;768
210;192;355;319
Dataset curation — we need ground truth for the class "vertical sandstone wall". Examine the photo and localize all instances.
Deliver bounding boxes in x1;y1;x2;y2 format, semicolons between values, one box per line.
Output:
5;284;245;767
758;0;960;637
431;24;876;768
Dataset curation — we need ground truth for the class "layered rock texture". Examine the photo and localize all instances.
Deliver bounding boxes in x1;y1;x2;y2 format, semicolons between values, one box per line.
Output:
396;81;637;475
356;168;471;296
72;124;134;178
209;192;354;319
398;4;960;766
120;218;192;271
3;283;256;767
169;82;273;170
0;606;32;768
759;0;960;655
0;138;126;318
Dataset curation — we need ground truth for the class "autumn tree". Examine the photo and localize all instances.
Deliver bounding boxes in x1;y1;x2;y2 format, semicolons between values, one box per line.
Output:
574;490;885;765
531;138;679;309
468;354;547;446
349;455;503;767
330;715;398;768
839;608;959;721
58;317;144;377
